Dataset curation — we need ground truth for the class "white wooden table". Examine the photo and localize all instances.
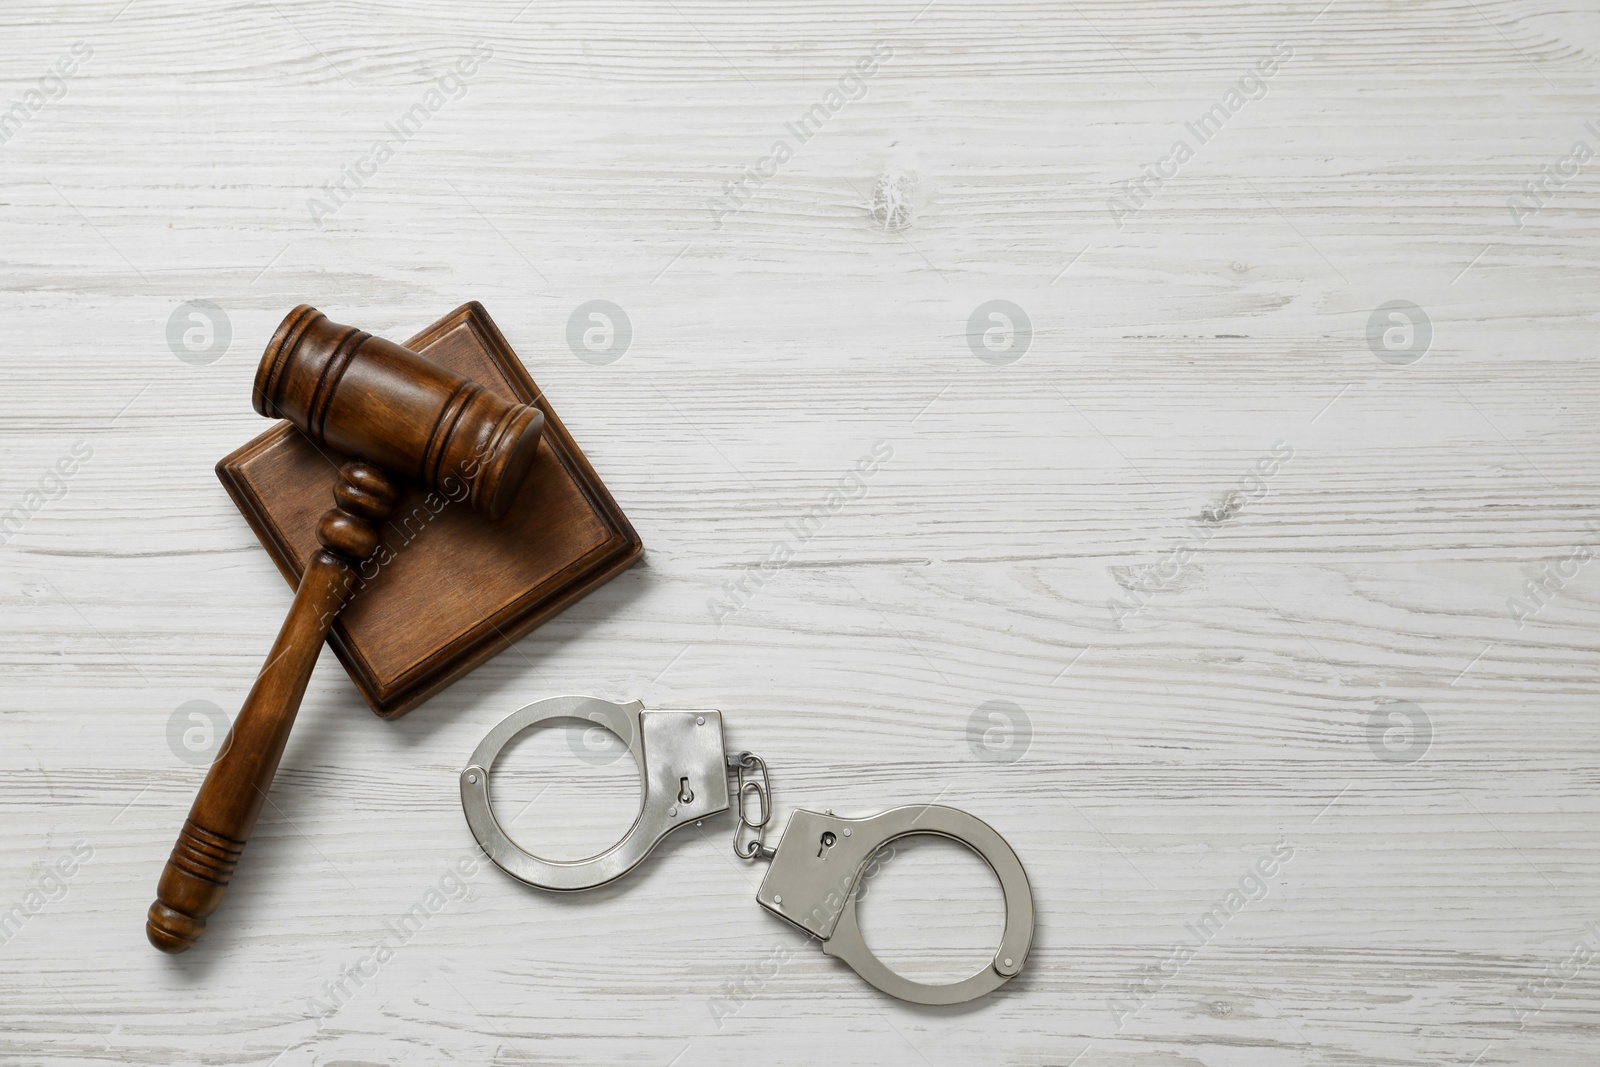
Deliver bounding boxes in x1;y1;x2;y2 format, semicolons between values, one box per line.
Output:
3;1;1597;1063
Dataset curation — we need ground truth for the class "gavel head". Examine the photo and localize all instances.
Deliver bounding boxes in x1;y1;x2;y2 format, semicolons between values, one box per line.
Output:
254;306;545;521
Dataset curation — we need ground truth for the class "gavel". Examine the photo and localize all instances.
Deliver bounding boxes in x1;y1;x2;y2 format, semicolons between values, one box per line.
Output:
147;306;545;953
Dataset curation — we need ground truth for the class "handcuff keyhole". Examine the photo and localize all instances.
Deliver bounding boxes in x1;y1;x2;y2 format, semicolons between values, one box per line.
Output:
818;830;837;857
678;777;694;804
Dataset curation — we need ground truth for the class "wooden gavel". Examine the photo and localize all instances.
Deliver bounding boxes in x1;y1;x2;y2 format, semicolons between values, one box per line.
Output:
147;306;545;953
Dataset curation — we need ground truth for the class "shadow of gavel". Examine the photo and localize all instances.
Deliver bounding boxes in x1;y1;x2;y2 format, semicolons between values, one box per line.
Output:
147;306;545;953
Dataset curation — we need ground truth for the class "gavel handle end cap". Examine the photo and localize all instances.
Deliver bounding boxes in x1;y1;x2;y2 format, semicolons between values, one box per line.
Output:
146;901;203;954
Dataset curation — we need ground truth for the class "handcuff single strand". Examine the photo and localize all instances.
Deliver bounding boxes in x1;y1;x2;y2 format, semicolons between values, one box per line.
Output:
459;695;1035;1006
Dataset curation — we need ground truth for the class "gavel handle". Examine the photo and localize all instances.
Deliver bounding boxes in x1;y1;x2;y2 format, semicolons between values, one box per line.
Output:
147;462;398;953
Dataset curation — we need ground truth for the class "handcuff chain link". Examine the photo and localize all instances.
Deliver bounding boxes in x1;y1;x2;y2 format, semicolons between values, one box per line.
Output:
729;751;775;860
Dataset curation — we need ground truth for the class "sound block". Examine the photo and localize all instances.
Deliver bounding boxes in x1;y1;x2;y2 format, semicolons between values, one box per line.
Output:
216;302;642;718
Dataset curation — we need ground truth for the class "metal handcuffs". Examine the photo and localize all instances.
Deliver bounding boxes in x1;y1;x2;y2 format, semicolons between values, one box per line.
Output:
459;695;1034;1005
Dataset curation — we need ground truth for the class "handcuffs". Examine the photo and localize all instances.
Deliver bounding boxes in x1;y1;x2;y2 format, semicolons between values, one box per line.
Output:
459;695;1035;1005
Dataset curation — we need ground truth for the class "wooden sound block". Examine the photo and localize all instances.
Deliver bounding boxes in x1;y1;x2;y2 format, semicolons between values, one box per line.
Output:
216;302;642;718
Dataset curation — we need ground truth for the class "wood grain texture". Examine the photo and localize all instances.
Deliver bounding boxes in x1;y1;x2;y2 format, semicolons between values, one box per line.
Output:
1;0;1597;1063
